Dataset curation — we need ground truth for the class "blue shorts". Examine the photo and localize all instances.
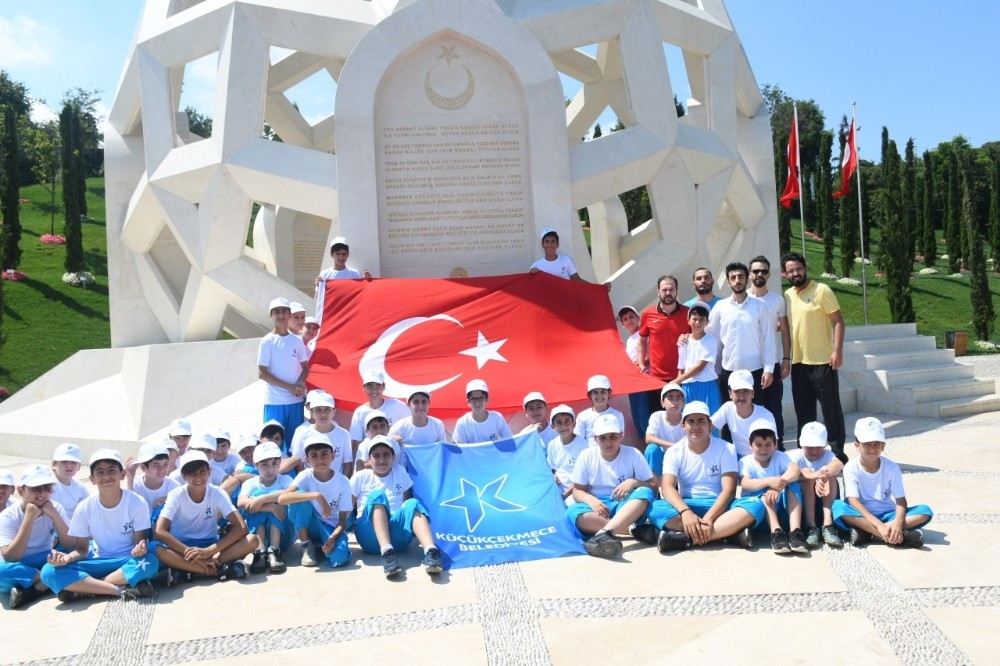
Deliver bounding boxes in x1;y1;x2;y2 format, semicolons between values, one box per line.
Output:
0;550;50;593
287;500;350;567
648;494;766;529
644;444;666;477
681;380;722;417
565;486;655;537
351;490;428;555
740;482;802;528
832;500;933;530
40;553;159;594
241;489;294;551
263;402;306;456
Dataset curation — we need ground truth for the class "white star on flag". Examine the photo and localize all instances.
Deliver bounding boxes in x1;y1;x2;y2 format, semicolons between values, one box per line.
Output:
135;557;150;571
459;331;508;369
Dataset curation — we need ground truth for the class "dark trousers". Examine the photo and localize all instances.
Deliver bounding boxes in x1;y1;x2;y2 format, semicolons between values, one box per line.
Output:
791;363;846;462
629;391;654;438
760;363;785;449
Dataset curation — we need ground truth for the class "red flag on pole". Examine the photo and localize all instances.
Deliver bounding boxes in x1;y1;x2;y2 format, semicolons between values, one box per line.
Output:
778;112;800;209
307;273;662;417
833;117;858;200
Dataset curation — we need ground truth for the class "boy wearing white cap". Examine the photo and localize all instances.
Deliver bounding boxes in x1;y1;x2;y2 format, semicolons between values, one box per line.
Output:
575;375;625;445
710;369;777;458
350;436;443;577
516;391;557;444
168;433;237;491
389;390;448;447
258;297;310;442
832;417;933;548
239;442;293;574
302;316;320;353
41;449;159;602
0;465;71;608
545;405;588;502
356;409;410;471
0;469;14;509
285;392;353;477
619;304;652;434
644;382;686;480
279;434;353;568
453;379;513;444
349;370;410;452
647;401;764;552
566;413;657;558
288;301;306;335
528;228;582;280
787;421;844;548
50;443;90;519
155;451;257;583
739;418;807;555
314;236;371;324
126;442;181;524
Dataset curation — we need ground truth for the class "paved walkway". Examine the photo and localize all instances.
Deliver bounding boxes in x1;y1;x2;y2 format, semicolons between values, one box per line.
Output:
2;404;999;665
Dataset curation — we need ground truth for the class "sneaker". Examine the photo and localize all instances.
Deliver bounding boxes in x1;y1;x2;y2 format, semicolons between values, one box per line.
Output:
656;528;693;553
9;585;41;610
267;548;286;574
822;525;844;548
382;549;402;578
57;589;94;603
629;522;659;546
249;549;267;574
788;528;809;554
849;528;871;547
583;531;623;559
119;580;156;601
164;568;191;588
726;527;754;550
422;547;444;574
300;544;319;567
901;529;924;549
217;562;234;581
229;561;247;579
770;528;791;554
805;526;822;550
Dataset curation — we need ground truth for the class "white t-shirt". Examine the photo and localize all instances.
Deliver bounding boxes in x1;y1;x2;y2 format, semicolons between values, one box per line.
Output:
625;331;641;364
349;399;411;440
389;416;447;446
168;464;229;487
0;501;68;560
574;406;625;443
707;296;777;373
257;331;310;405
710;402;776;457
52;478;90;519
739;451;792;498
751;290;787;364
530;254;578;279
290;425;353;471
69;491;151;558
843;457;906;515
356;437;408;470
349;466;413;517
210;453;242;477
291;469;353;528
546;434;590;493
453;411;513;444
662;436;738;498
646;411;686;444
678;334;719;383
787;447;836;472
572;445;653;498
238;474;291;499
161;484;236;541
134;475;181;510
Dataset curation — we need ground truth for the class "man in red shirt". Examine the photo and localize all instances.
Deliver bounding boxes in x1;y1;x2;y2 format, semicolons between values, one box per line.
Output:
638;275;691;412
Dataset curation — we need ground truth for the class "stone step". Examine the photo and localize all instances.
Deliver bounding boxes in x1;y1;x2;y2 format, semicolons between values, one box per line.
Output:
859;377;996;405
873;363;976;388
938;393;1000;418
844;323;916;341
844;335;937;355
846;348;956;371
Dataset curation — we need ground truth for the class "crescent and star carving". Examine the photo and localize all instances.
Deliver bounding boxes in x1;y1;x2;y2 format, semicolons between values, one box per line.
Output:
425;45;475;110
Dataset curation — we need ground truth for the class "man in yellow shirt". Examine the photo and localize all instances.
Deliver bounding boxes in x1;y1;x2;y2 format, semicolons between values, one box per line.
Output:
782;253;847;463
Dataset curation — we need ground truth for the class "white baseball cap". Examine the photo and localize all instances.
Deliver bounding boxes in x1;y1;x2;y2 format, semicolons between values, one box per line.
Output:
303;431;333;452
169;418;193;437
235;432;259;452
305;389;326;405
0;469;16;486
681;401;711;420
52;443;83;463
587;375;611;392
466;379;489;396
330;236;349;249
289;301;306;315
539;226;558;240
192;432;218;452
364;409;388;428
268;297;291;312
213;428;231;442
799;421;829;448
522;391;546;408
549;404;575;422
408;389;431;402
252;441;283;465
89;448;124;468
367;434;399;457
592;413;623;437
310;392;335;409
617;305;639;318
304;316;319;327
362;369;385;385
854;417;886;443
20;464;57;487
728;369;755;392
661;382;684;398
747;417;777;439
135;442;169;465
178;450;209;473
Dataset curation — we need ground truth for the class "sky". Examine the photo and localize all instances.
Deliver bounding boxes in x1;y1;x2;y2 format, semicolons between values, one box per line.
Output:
2;1;998;157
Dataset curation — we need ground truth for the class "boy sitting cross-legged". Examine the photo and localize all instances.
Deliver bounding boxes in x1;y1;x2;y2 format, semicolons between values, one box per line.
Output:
786;421;844;549
238;442;293;574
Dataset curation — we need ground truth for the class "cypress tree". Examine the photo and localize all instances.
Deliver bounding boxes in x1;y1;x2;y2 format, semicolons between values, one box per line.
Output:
60;103;85;274
818;130;835;274
921;151;937;267
944;150;962;273
902;138;917;268
989;155;1000;273
0;107;21;270
964;169;994;340
880;139;915;323
837;117;857;276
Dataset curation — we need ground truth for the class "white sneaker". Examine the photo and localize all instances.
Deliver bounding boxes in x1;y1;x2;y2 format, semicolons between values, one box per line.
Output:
300;544;318;567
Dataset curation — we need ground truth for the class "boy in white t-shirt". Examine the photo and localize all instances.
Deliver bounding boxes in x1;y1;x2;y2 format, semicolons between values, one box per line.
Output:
50;443;90;519
260;419;286;454
528;228;582;280
168;417;193;466
168;433;240;493
739;419;807;555
787;421;844;549
234;433;259;475
349;370;410;453
710;369;776;458
257;297;310;443
288;301;306;336
126;442;181;525
155;451;258;584
389;390;448;447
41;450;159;603
313;236;371;324
239;443;293;575
0;469;14;509
356;410;411;471
350;436;443;578
566;414;657;559
647;402;764;552
283;392;354;477
210;430;243;477
453;379;513;444
515;391;558;444
574;374;625;444
279;434;353;568
675;305;721;416
619;304;651;435
545;405;589;502
644;382;686;482
0;465;72;609
832;417;933;548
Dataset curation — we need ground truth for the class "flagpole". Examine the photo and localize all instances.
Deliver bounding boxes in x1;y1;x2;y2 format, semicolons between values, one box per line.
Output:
853;102;869;326
793;102;807;257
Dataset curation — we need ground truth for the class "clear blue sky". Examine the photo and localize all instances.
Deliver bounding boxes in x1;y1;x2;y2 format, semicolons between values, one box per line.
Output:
3;1;997;156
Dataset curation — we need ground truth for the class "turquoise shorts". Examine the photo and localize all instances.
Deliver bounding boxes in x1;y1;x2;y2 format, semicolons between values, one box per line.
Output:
565;486;656;537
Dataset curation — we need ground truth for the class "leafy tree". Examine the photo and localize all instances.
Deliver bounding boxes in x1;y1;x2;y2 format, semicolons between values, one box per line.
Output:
880;139;915;322
184;106;212;138
817;130;835;273
62;87;101;181
837;116;858;276
964;169;994;339
0;71;30;116
1;108;22;269
921;151;937;267
60;102;86;273
25;121;61;235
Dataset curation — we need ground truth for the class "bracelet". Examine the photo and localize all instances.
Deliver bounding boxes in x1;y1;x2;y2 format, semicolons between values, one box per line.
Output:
679;508;691;516
782;357;790;361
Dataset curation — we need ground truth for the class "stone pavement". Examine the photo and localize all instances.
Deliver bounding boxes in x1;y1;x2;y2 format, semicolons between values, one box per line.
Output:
2;406;999;665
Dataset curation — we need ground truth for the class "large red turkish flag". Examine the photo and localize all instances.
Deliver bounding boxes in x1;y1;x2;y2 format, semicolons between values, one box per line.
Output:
307;273;662;417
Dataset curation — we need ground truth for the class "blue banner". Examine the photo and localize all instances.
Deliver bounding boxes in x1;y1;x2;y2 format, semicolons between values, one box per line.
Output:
405;432;584;569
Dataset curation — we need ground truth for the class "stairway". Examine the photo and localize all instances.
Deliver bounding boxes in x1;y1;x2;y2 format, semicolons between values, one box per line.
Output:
840;324;1000;418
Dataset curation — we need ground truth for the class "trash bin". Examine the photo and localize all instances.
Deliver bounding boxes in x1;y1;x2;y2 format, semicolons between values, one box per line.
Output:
945;331;968;356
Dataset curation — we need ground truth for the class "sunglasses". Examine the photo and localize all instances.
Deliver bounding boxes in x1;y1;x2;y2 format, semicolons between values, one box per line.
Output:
751;269;769;275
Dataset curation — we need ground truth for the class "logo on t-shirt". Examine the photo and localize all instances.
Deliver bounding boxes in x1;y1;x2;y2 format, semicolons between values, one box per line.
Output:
617;474;627;484
394;483;403;494
203;507;213;520
710;464;721;476
121;520;134;535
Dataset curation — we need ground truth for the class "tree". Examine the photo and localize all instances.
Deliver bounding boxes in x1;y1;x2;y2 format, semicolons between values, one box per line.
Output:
184;106;212;138
62;87;101;181
25;121;61;235
817;130;835;274
592;123;602;139
964;169;994;340
989;155;1000;273
880;139;915;323
1;107;23;270
60;102;86;273
902;138;918;268
921;151;937;267
944;148;962;273
837;116;858;276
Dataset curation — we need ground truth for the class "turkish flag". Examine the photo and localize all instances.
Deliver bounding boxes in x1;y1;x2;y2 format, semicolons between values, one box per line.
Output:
778;112;800;209
307;273;662;417
833;117;858;200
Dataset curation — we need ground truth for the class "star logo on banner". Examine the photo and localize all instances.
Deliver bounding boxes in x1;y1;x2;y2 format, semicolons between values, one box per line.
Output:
135;557;150;572
459;331;508;370
440;475;526;532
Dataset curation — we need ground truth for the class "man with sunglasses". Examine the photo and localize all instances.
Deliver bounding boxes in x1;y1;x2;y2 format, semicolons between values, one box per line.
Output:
748;256;791;449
